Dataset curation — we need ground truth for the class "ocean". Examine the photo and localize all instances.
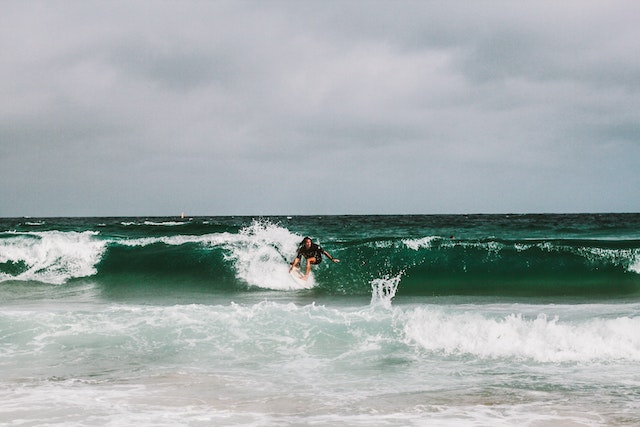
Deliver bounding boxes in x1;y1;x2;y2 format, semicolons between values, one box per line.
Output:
1;214;639;426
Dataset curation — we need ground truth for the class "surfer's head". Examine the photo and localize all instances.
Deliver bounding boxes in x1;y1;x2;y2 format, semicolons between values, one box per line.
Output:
302;236;312;248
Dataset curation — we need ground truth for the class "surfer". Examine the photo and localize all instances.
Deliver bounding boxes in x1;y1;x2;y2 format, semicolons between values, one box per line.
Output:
289;236;339;281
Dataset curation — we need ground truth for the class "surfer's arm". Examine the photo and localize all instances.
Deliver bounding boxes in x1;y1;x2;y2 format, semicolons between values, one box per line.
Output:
323;250;340;263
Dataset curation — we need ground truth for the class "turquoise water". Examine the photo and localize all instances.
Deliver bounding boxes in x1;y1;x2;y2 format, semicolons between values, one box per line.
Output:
1;215;640;425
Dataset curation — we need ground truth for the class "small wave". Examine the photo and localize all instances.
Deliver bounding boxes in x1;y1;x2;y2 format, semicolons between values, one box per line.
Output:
120;220;188;227
143;221;188;227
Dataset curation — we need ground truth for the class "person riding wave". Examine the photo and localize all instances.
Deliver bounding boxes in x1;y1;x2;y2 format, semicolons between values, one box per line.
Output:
289;236;339;281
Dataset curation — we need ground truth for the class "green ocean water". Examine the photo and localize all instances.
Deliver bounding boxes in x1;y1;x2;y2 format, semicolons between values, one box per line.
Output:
1;214;640;426
1;214;639;300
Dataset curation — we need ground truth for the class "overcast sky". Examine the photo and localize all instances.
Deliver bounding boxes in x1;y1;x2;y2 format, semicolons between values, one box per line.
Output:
1;1;639;216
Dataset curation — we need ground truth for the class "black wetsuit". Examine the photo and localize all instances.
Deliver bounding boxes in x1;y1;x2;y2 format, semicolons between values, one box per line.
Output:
296;243;323;264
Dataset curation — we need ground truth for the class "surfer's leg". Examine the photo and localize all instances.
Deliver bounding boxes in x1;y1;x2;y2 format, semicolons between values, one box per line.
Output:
303;257;316;279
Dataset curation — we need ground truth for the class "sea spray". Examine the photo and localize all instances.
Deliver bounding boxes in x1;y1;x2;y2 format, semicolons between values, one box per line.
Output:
370;272;403;308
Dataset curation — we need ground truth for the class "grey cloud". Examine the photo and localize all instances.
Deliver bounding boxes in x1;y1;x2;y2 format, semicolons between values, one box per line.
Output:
1;1;639;216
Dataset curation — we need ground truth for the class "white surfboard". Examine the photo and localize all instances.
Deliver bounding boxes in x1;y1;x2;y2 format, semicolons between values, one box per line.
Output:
289;266;311;287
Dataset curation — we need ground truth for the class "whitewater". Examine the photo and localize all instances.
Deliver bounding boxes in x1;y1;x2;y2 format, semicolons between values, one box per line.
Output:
1;215;640;425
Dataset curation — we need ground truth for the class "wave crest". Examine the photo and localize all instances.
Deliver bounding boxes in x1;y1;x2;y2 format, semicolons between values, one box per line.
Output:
0;231;106;284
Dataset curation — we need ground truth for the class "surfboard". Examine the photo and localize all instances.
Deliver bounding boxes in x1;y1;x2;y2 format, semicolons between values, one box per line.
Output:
289;266;308;286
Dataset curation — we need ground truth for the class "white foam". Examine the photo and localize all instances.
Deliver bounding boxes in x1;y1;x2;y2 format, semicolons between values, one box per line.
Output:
1;301;625;427
403;307;640;363
0;231;107;284
629;252;640;274
226;220;314;290
402;236;438;250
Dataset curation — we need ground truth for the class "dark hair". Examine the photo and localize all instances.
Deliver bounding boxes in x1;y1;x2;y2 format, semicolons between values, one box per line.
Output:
300;236;312;245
